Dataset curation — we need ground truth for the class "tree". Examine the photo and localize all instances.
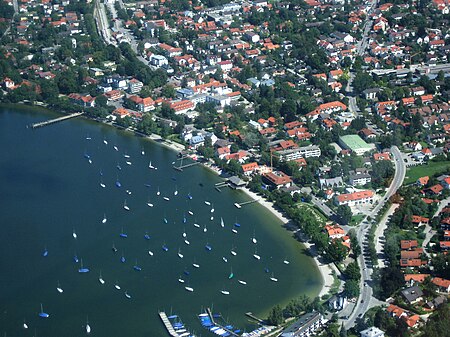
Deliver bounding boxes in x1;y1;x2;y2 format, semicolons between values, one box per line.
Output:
267;305;283;326
344;261;360;281
421;302;450;337
352;72;374;94
344;279;360;298
327;240;347;263
337;204;352;225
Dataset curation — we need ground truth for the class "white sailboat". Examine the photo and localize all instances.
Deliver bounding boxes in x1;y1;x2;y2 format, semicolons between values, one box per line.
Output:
238;280;247;285
184;239;190;245
114;282;121;290
185;286;194;292
103;139;108;145
174;186;178;196
123;200;130;211
57;281;63;293
156;186;160;196
126;160;132;165
178;277;185;283
192;260;200;268
141;148;145;155
210;204;215;213
252;230;257;244
100;177;106;188
203;224;207;233
194;222;200;228
253;248;261;260
114;145;118;151
230;246;237;256
204;200;211;205
86;316;91;334
147;197;154;207
221;289;230;295
148;250;154;256
23;319;28;329
188;210;194;216
220;217;224;228
163;196;170;201
178;248;184;259
222;256;228;263
72;229;77;239
125;291;131;299
283;259;290;265
99;271;105;284
148;161;155;169
102;213;107;224
270;273;278;282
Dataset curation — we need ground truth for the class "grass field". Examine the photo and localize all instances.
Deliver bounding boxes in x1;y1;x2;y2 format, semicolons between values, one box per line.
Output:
297;202;328;224
404;161;450;185
350;214;365;226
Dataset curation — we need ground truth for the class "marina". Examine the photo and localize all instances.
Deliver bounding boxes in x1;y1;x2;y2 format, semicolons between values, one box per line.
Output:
0;107;322;336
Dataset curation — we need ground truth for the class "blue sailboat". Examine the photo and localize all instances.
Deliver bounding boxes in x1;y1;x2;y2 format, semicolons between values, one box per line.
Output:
78;259;90;273
187;193;193;200
133;260;142;271
144;233;151;240
115;180;122;188
38;304;49;318
73;254;79;263
205;243;212;251
120;252;126;263
162;243;169;252
42;247;48;257
119;228;127;238
183;214;187;224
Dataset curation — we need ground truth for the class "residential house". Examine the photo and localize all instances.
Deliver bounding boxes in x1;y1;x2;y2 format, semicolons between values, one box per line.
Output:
280;312;325;337
401;240;418;250
335;190;374;206
128;95;155;112
263;171;293;189
401;286;424;304
241;162;259;176
68;93;96;108
432;277;450;293
360;327;385;337
277;145;321;162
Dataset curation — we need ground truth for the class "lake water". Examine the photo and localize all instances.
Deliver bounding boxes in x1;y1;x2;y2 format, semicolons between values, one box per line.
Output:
0;105;322;336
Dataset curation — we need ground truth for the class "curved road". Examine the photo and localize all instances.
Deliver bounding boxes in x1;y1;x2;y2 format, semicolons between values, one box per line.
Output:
344;146;406;329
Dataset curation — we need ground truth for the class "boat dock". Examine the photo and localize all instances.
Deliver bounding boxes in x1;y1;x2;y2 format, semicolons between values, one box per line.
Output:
29;112;84;129
205;308;240;337
173;154;199;171
234;198;260;208
245;312;265;324
215;181;228;192
158;312;179;337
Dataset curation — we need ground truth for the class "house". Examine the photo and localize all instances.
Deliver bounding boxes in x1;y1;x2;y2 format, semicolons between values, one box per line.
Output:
401;240;418;250
104;90;124;102
441;177;450;189
276;145;321;162
425;295;447;310
400;258;426;268
363;88;381;100
360;327;385;337
263;171;293;189
404;274;430;286
319;177;344;188
440;241;450;250
280;312;325;337
241;162;259;176
411;215;429;226
349;171;371;186
373;152;391;161
335;190;374;206
127;79;143;94
429;184;444;195
170;100;195;115
68;93;96;108
325;224;345;239
128;95;155;112
401;286;424;304
432;277;450;293
416;176;429;187
189;134;205;149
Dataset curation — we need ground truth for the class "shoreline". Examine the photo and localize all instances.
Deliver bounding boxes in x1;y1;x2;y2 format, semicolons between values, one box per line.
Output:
238;186;335;299
7;102;332;301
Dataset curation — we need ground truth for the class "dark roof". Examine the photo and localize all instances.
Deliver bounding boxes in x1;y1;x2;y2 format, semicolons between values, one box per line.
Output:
401;286;423;303
281;312;322;336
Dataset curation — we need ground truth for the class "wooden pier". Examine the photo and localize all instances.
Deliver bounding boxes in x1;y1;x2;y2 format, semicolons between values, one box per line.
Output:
173;154;199;171
235;198;260;208
29;112;84;129
206;308;239;337
158;312;179;337
245;312;266;324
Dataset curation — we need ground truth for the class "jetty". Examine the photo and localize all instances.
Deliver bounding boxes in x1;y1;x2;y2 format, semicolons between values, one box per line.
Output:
29;112;84;129
158;312;179;337
245;312;265;324
205;308;240;337
173;154;199;171
234;198;260;208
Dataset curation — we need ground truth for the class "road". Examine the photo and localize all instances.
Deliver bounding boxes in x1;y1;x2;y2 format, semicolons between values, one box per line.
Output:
371;63;450;77
343;146;405;329
310;195;337;218
374;203;399;268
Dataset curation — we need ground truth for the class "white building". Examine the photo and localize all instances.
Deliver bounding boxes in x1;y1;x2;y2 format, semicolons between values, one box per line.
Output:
281;312;325;337
150;54;169;67
277;145;321;162
360;327;385;337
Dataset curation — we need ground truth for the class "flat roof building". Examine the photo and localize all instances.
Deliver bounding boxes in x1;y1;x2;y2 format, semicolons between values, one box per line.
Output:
339;135;375;156
281;312;324;337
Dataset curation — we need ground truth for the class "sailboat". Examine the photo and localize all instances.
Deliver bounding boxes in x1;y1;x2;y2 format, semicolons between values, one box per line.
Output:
203;224;207;233
183;214;187;224
174;186;178;196
185;284;194;292
123;153;130;159
126;189;132;195
270;273;278;282
23;319;28;329
86;316;91;334
73;254;79;263
148;249;154;256
125;291;131;299
119;228;127;238
103;139;108;145
253;248;261;260
162;243;169;252
114;145;118;151
221;289;230;295
148;161;155;169
187;193;193;200
210;204;215;213
100;178;106;188
220;217;224;228
102;213;107;224
188;210;194;216
99;271;105;284
156;187;160;196
230;246;237;256
163;196;170;201
238;280;247;285
42;247;48;257
251;230;257;244
144;232;151;240
228;267;234;279
141;148;145;155
133;260;142;271
283;259;290;265
126;160;132;166
184;239;190;245
205;243;212;251
114;282;121;290
222;256;228;263
178;248;184;259
163;217;168;224
192;259;200;268
120;252;126;263
78;259;90;273
38;304;49;318
112;242;118;253
178;276;185;283
115;177;121;188
182;230;187;238
85;134;92;140
72;229;77;239
147;197;154;207
123;200;130;211
56;281;63;293
204;201;211;205
116;163;122;171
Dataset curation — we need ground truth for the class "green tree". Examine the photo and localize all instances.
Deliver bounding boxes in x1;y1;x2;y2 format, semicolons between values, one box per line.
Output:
337;204;352;225
344;279;360;298
267;305;283;326
344;261;360;281
353;72;374;95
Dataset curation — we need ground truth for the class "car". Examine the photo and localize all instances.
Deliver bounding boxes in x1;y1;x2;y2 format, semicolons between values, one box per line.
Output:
358;313;363;318
361;300;365;303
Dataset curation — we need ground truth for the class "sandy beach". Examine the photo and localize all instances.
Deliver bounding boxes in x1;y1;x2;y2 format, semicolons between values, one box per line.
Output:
239;187;335;299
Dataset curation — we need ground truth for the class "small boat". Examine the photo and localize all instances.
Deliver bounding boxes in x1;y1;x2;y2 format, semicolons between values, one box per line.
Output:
192;262;200;268
123;200;130;211
252;230;257;244
148;161;154;169
234;203;242;209
116;164;122;171
220;217;224;228
162;244;169;252
141;148;145;155
112;243;118;253
126;189;132;195
163;197;170;201
178;249;184;259
119;228;127;238
204;201;211;205
270;273;278;282
38;304;49;318
253;249;261;260
174;186;178;196
72;229;77;239
183;215;187;224
232;229;238;234
78;259;90;273
88;158;92;164
188;210;194;216
205;243;212;251
120;253;126;263
124;154;130;159
115;180;121;188
86;135;92;140
103;139;108;145
42;247;48;257
23;319;28;329
210;205;215;213
133;260;142;271
182;230;187;238
114;283;121;290
178;277;185;283
144;233;151;240
163;217;168;224
238;280;247;285
203;225;207;233
184;239;190;245
126;161;132;166
283;259;290;265
230;246;237;256
234;222;241;228
222;256;228;263
57;281;63;293
114;145;118;151
187;193;193;200
100;181;106;188
183;269;190;276
73;255;79;263
210;216;214;221
221;290;230;295
148;250;154;256
156;187;160;195
264;267;270;273
147;199;154;207
185;286;194;292
99;271;105;284
86;316;91;334
229;268;234;279
102;214;107;224
194;223;200;228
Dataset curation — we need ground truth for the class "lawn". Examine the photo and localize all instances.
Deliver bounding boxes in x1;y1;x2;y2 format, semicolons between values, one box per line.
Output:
297;202;328;224
404;160;450;185
350;214;365;226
